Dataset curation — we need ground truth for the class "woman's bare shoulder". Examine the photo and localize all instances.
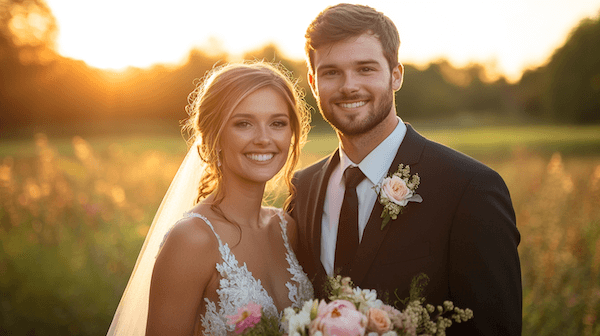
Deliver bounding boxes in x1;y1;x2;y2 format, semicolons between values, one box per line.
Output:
157;212;221;269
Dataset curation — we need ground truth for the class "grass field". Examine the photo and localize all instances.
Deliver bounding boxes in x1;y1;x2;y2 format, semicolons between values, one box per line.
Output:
1;124;599;335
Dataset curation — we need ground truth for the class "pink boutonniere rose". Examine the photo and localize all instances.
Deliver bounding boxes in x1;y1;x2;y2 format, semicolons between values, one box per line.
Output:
376;164;422;229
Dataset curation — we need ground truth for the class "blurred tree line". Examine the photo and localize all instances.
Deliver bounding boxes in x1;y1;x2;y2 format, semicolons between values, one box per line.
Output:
1;0;599;139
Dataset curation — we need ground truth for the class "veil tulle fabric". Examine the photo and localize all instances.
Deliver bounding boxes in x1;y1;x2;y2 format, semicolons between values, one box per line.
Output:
107;140;204;335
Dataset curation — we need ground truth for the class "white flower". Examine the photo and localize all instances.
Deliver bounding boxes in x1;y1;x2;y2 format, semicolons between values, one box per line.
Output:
301;299;314;314
382;332;399;336
287;309;311;334
353;287;383;313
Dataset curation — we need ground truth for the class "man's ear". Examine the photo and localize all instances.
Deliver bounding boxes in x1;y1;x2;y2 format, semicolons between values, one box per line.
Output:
392;63;404;91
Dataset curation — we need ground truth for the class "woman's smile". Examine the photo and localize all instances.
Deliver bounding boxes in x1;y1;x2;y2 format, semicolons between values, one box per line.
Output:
245;153;275;162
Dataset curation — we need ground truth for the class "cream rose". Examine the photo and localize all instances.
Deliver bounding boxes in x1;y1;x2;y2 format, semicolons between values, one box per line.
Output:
367;307;392;334
381;175;412;206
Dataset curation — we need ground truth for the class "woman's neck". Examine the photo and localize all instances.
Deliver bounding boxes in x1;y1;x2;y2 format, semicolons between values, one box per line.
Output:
212;178;266;229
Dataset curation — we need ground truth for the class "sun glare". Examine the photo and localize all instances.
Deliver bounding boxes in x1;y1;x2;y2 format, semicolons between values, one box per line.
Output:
44;0;600;78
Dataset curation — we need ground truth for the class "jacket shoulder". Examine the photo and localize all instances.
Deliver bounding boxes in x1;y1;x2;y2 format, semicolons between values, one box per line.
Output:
421;137;496;176
294;155;331;180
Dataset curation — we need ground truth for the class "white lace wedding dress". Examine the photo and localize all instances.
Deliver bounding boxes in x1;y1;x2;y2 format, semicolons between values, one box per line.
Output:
182;210;314;335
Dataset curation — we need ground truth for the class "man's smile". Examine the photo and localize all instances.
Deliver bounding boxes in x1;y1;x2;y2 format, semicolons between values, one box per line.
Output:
337;101;368;109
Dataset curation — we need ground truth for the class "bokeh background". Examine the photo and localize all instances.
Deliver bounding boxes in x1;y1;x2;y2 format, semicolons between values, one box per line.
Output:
1;0;600;335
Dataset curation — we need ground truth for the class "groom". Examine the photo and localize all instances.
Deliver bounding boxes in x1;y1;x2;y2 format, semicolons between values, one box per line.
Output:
289;3;522;335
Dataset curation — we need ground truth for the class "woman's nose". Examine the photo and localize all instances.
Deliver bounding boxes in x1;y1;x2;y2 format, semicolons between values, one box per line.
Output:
253;126;272;145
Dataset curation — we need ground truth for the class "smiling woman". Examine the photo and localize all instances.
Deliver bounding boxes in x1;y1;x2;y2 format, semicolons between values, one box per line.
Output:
107;61;313;336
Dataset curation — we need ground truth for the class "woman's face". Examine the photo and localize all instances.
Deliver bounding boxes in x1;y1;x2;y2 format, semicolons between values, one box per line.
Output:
219;86;293;185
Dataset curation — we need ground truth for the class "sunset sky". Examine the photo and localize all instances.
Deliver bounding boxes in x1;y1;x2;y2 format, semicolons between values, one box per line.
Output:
45;0;600;81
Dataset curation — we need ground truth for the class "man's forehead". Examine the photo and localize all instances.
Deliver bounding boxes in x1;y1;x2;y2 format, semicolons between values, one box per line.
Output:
313;34;386;68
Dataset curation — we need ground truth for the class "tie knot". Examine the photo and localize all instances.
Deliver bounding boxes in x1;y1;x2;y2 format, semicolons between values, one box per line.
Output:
344;166;365;189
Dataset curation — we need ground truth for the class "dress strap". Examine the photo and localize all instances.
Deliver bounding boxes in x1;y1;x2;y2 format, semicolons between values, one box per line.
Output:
184;212;224;247
275;209;294;255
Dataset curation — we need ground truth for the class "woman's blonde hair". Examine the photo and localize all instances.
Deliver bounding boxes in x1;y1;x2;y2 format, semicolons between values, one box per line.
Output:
183;61;311;208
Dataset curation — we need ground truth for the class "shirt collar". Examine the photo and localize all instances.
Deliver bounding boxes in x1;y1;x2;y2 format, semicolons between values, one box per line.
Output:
338;117;407;185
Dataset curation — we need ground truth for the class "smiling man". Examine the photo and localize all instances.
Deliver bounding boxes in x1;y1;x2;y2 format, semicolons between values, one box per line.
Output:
289;4;522;335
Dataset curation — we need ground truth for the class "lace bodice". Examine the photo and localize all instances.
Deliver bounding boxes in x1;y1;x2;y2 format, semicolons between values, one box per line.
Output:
182;210;314;336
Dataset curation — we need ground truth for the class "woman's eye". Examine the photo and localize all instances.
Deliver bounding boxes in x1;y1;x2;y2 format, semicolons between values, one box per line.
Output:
235;121;251;128
272;120;288;128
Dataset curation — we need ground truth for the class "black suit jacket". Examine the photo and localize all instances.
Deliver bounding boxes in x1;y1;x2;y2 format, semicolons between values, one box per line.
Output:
290;124;522;335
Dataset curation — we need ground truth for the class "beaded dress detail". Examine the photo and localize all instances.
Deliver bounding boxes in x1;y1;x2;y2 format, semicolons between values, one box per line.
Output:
183;210;313;335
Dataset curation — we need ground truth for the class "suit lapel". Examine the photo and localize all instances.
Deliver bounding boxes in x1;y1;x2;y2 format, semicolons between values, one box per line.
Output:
350;124;426;285
310;150;340;277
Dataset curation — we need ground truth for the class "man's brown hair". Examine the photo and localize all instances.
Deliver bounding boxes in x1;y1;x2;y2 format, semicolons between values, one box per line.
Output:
305;3;401;75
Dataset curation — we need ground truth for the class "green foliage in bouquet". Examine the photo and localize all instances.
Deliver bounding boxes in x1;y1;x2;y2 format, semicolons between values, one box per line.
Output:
226;301;283;336
238;314;282;336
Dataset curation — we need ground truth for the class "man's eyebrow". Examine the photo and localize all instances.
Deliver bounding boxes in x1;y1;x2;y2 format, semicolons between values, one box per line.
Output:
356;60;381;65
317;59;382;70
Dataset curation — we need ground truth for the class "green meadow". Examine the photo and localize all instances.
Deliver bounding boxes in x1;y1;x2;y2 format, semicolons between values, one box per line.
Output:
1;124;600;335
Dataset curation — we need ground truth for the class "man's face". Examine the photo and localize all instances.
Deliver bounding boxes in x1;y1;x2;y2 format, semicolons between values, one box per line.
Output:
309;33;403;136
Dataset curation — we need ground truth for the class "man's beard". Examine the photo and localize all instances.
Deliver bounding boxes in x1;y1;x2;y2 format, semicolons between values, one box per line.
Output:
318;85;394;136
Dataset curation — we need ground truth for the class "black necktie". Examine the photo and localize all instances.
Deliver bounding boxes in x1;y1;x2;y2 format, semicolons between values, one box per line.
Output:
335;166;366;277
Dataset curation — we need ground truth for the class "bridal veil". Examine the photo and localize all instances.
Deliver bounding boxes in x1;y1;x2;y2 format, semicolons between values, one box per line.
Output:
107;139;204;335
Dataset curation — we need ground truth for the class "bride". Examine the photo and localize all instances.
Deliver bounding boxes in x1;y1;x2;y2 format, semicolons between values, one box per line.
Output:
107;62;313;335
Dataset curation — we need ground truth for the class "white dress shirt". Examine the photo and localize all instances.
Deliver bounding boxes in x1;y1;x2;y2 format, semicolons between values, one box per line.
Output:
321;118;407;276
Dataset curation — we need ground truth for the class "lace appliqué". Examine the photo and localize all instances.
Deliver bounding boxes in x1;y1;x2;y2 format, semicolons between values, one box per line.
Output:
182;210;313;336
278;212;314;310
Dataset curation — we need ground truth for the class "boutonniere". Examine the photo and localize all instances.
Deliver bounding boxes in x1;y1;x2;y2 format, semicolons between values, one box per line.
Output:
374;164;423;230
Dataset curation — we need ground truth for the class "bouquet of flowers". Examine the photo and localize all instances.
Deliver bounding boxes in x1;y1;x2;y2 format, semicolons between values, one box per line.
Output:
282;274;472;336
228;274;473;336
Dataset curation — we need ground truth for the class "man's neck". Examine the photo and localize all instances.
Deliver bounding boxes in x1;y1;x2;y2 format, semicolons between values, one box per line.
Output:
338;112;399;164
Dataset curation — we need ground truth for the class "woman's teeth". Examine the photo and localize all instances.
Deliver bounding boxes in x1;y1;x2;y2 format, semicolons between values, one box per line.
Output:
246;153;274;162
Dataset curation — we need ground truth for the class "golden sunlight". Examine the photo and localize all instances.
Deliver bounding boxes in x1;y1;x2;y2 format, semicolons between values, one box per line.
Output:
44;0;600;79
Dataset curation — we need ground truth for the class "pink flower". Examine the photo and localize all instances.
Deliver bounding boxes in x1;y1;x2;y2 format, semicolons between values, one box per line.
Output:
226;302;262;334
310;300;367;336
366;307;392;334
380;304;402;320
381;175;412;206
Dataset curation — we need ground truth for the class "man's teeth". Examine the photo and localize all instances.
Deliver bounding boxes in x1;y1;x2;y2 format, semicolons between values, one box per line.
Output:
246;153;274;162
339;101;367;108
